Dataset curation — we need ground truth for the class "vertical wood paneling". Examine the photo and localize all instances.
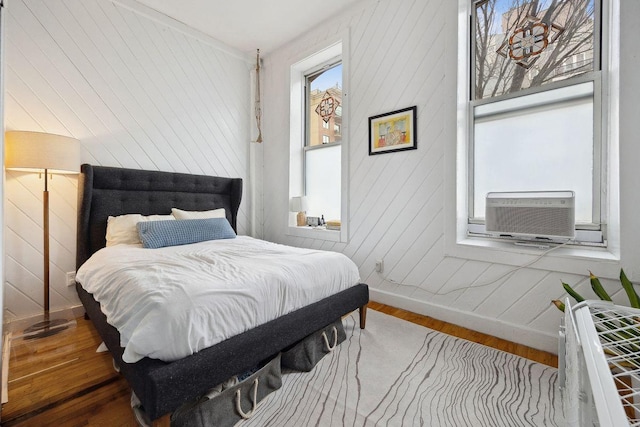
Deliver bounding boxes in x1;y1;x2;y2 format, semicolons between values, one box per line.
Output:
4;0;252;320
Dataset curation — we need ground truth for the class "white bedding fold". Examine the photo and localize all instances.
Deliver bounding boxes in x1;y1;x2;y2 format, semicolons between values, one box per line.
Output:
76;236;360;363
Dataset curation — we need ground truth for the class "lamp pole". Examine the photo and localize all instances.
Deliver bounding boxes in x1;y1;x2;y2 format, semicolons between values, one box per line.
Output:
23;169;69;338
43;169;50;316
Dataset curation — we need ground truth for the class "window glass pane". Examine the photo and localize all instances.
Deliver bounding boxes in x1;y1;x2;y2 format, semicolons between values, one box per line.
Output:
474;0;595;100
307;63;342;147
305;145;341;220
473;94;593;223
475;80;593;117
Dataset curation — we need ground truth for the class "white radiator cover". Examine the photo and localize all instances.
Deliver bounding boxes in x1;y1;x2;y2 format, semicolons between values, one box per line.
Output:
485;191;575;239
561;300;637;427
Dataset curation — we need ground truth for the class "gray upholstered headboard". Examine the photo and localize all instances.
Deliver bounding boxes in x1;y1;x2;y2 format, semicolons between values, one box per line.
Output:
76;164;242;269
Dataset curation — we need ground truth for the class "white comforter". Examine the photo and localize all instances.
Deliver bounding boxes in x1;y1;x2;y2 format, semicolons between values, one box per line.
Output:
76;236;360;363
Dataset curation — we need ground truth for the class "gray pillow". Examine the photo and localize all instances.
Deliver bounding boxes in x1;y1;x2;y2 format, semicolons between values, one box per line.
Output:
137;218;236;249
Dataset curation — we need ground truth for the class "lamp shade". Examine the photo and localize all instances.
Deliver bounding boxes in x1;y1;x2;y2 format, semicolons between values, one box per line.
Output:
289;196;308;212
5;131;81;174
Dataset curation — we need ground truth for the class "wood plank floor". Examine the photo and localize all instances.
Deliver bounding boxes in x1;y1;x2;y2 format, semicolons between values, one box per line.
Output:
1;302;558;426
368;302;558;367
2;319;136;426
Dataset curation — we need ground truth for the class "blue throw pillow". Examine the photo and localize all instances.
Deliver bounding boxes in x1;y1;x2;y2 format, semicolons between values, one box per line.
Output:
137;218;236;249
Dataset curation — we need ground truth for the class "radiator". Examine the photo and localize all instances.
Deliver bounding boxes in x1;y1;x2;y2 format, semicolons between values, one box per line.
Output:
560;300;640;426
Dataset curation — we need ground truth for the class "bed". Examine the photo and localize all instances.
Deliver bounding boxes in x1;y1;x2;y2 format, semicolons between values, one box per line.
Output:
75;164;369;426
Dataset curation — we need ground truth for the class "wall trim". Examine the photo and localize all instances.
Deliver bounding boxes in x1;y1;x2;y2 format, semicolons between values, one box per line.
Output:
370;288;559;355
110;0;252;63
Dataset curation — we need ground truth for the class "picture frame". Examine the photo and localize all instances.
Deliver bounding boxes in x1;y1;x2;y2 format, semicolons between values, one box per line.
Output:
368;106;417;155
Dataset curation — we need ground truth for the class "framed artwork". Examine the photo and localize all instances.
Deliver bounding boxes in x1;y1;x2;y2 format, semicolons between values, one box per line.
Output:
368;106;417;155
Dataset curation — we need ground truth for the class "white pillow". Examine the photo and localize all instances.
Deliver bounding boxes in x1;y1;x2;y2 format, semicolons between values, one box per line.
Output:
105;214;174;246
171;207;226;220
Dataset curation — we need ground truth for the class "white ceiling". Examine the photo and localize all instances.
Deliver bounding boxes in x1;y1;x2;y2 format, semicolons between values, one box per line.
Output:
133;0;363;54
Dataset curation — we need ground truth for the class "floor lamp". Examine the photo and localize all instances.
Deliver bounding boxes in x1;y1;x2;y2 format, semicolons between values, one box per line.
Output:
5;131;81;339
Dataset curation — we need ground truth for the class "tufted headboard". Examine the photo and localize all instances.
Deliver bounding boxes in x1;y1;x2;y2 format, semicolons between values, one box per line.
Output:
76;164;242;269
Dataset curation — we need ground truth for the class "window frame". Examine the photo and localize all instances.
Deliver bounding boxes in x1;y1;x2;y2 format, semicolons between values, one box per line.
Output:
447;0;621;273
287;37;349;243
467;0;605;240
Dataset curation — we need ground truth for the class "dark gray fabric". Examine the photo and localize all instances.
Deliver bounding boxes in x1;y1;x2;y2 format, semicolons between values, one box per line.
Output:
76;164;242;268
76;283;368;420
281;319;346;372
171;354;282;427
74;164;369;421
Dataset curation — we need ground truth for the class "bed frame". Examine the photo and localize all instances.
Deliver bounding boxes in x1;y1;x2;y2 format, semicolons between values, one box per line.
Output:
75;164;369;426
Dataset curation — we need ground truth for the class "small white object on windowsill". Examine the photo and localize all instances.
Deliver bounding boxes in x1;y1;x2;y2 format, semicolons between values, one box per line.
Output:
289;196;308;227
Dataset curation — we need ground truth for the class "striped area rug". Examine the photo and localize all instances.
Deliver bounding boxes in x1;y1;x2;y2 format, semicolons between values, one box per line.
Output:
243;310;563;427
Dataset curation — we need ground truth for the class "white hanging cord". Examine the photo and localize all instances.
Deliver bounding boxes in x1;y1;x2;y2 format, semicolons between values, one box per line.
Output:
235;378;259;419
254;49;263;143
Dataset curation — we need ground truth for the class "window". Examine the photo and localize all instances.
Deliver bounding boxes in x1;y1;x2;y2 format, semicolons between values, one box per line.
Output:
469;0;602;238
288;39;348;242
304;62;343;221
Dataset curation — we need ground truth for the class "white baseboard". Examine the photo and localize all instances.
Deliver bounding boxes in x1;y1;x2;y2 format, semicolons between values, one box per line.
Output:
370;288;559;355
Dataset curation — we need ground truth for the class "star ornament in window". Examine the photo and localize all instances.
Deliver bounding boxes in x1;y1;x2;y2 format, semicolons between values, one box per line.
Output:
315;91;340;122
497;16;564;69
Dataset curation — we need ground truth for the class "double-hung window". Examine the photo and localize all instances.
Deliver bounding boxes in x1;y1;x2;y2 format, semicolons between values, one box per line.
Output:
468;0;603;242
288;39;348;241
303;62;343;221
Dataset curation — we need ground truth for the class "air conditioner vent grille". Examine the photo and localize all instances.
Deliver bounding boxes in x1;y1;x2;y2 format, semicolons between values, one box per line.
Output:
487;206;574;237
485;191;575;239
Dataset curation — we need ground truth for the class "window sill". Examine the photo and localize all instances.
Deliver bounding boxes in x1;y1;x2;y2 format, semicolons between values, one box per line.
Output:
446;235;622;280
287;225;342;242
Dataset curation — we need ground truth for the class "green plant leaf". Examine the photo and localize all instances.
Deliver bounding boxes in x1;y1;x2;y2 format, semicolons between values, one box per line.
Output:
562;281;585;302
620;269;640;308
590;271;612;301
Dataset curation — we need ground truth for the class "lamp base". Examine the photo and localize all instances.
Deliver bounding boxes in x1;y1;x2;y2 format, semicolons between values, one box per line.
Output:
22;318;72;340
9;312;77;341
296;211;307;226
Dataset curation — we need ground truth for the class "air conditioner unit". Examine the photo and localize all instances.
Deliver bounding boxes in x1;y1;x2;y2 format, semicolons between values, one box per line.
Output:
485;191;575;240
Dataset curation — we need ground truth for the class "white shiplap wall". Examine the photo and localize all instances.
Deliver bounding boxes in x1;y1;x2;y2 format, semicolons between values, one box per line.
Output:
4;0;252;321
260;0;638;353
